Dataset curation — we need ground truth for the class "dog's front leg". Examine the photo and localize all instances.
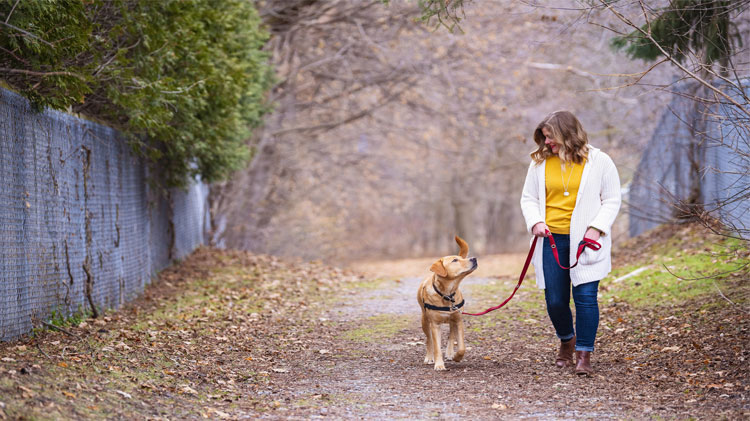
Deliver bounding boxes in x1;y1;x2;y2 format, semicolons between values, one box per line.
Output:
430;323;445;370
421;313;434;364
446;323;456;360
452;317;466;362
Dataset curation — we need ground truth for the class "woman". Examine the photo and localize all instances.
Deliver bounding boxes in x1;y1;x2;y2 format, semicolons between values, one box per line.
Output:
520;110;621;375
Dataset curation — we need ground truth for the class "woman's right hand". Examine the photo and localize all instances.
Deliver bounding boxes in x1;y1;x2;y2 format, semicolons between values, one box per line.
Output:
532;222;550;237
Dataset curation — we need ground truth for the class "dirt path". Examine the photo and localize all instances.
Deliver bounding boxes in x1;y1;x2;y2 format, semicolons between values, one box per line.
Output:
261;278;633;419
0;246;746;420
251;244;750;419
252;270;746;420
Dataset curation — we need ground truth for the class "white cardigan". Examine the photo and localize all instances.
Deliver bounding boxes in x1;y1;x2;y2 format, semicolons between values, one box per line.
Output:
520;146;622;289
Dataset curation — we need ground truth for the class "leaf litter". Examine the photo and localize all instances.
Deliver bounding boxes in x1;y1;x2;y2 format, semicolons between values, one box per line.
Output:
0;226;747;419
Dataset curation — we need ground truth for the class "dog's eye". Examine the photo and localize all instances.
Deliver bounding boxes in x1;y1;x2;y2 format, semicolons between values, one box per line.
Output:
452;258;458;263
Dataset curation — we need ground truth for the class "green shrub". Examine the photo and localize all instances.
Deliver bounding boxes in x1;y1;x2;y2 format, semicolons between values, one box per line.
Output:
610;0;743;66
0;0;274;186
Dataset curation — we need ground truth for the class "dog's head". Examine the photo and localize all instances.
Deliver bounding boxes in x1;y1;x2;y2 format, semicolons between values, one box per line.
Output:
429;236;478;279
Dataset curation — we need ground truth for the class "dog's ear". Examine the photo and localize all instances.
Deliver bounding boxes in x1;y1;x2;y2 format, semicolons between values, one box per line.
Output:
455;236;469;258
430;259;448;277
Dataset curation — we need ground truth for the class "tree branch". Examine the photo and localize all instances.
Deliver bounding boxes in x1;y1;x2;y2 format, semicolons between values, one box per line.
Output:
0;21;54;47
599;0;750;118
0;67;87;80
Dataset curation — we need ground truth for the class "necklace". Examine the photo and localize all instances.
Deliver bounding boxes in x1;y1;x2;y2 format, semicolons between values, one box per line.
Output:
561;162;574;197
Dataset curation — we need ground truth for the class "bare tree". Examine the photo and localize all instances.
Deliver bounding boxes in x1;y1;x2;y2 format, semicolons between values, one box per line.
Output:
211;0;678;262
587;0;750;239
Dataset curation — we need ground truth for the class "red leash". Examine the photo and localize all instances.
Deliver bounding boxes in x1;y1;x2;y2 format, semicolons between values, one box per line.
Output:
462;231;601;317
461;236;539;316
548;231;602;269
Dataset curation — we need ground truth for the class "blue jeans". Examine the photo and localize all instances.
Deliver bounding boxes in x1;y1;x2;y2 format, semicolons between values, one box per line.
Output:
542;233;600;352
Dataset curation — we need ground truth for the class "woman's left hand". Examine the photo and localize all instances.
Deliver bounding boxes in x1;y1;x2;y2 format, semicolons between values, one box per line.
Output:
584;227;602;242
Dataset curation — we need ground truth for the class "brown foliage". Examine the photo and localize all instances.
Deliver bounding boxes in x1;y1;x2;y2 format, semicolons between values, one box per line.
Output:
212;1;679;262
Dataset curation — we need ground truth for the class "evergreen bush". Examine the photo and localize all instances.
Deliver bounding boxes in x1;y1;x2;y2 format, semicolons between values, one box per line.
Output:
0;0;274;186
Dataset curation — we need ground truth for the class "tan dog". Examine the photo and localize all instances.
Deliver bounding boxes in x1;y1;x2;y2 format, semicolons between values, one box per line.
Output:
417;236;478;370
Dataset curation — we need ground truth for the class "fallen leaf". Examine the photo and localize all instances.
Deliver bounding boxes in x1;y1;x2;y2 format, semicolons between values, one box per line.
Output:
210;409;230;419
116;390;132;399
114;342;132;351
661;346;681;352
272;368;289;373
18;386;35;398
62;391;76;398
180;385;198;395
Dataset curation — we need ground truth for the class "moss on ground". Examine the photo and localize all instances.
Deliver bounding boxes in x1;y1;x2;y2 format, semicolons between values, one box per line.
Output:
341;314;411;342
602;231;747;308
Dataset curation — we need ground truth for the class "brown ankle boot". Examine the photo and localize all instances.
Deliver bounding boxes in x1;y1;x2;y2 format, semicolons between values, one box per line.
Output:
575;350;593;376
555;336;576;368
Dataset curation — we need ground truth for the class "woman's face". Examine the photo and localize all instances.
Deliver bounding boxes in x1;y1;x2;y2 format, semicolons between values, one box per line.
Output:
542;127;561;155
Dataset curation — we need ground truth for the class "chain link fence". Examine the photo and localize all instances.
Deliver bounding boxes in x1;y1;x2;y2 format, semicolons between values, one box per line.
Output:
0;87;209;341
629;80;749;237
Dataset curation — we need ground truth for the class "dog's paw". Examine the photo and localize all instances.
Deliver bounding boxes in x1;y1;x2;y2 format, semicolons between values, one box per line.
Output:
433;362;446;371
424;356;434;364
452;352;464;362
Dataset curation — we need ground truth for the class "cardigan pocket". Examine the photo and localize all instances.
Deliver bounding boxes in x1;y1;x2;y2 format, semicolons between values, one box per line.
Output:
578;247;605;266
578;235;609;266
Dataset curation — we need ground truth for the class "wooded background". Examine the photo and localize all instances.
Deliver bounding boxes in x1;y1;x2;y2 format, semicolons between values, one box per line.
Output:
210;0;682;262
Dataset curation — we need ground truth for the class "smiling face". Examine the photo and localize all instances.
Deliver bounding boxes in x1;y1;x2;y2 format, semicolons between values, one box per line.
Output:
542;126;561;155
531;111;590;165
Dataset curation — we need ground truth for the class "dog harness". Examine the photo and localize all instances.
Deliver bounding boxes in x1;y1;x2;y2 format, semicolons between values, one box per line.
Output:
424;283;465;312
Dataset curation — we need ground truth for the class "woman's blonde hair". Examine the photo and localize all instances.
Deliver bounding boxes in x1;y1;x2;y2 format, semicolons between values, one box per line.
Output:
531;110;589;165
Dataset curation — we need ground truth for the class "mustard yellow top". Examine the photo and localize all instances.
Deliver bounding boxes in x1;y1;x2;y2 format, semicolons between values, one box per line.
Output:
545;156;585;234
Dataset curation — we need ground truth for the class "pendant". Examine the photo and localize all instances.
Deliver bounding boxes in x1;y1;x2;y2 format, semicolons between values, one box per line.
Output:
563;191;570;196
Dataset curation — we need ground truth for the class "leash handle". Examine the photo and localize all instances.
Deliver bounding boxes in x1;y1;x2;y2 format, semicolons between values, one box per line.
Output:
462;231;601;317
462;235;539;316
547;230;601;270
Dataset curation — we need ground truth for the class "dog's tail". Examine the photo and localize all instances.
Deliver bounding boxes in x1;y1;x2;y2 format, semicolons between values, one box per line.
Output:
455;236;468;258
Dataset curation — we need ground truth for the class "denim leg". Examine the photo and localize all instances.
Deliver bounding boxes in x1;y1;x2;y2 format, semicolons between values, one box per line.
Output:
572;281;600;351
542;234;574;342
